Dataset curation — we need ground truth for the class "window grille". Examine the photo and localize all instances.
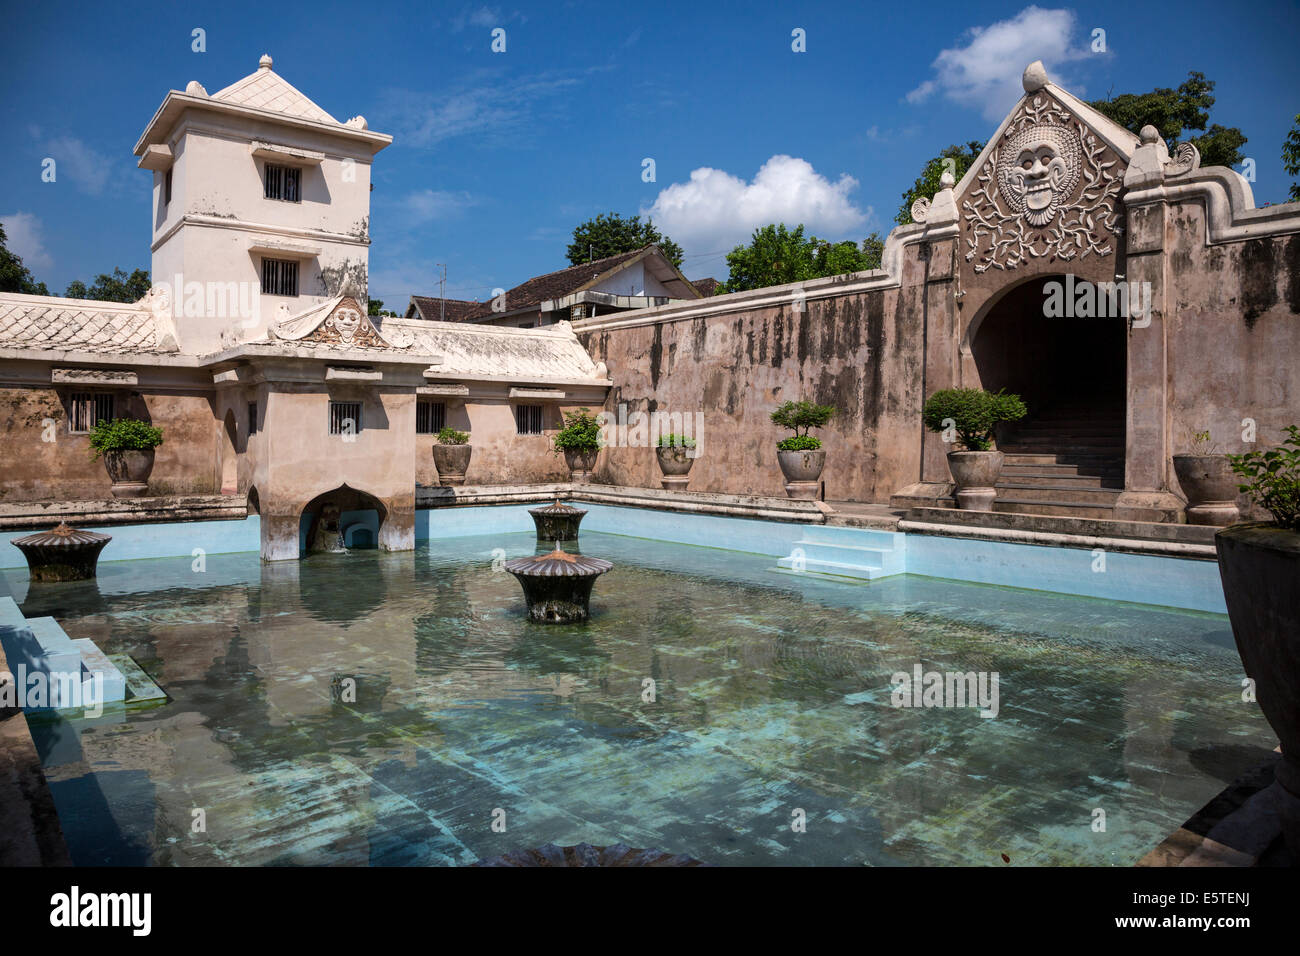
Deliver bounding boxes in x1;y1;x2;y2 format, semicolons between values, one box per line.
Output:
515;404;543;435
69;392;115;434
261;258;299;296
416;401;446;434
264;163;301;202
329;401;362;436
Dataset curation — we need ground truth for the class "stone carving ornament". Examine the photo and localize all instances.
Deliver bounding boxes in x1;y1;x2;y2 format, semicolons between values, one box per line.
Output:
963;94;1122;272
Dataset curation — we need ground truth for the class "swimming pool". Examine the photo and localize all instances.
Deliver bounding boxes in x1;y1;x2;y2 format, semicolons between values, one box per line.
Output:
5;523;1271;866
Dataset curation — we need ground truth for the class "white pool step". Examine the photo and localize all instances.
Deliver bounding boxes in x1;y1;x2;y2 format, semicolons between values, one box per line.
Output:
0;602;130;710
776;525;906;580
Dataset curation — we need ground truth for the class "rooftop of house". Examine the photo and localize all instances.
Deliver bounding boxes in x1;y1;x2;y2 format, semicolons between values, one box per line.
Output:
406;296;488;323
406;244;703;323
134;53;391;158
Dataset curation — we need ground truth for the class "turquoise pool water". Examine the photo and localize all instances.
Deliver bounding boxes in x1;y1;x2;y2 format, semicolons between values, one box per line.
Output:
8;531;1273;866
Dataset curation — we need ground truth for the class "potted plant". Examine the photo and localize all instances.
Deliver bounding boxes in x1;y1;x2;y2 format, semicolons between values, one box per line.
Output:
1217;425;1300;856
553;407;602;481
771;400;836;499
655;434;697;491
432;426;472;487
1173;429;1240;525
921;388;1027;510
89;418;163;498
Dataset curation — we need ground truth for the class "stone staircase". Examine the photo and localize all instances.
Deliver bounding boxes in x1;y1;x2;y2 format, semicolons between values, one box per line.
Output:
775;524;905;580
994;403;1125;520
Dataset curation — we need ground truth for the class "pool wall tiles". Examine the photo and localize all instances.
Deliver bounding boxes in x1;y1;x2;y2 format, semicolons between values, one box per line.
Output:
1;504;1227;614
0;517;261;570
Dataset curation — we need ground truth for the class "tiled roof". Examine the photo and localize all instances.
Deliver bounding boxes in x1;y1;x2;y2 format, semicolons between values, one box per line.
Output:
407;296;485;323
211;67;337;124
0;294;162;354
691;277;720;296
477;248;648;319
412;248;651;323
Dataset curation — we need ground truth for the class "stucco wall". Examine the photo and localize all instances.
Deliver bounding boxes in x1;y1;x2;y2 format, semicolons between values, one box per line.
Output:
1165;208;1300;469
577;280;925;503
0;385;218;502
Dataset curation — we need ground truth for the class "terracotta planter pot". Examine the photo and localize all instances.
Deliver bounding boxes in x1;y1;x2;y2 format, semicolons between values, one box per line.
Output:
1173;454;1240;525
1216;522;1300;856
432;443;472;486
656;445;695;491
777;448;825;499
947;450;1003;511
564;448;598;481
104;448;155;498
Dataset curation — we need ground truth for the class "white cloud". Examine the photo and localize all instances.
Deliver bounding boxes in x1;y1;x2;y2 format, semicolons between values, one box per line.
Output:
906;6;1091;121
379;70;583;147
402;189;477;222
641;155;870;255
0;212;53;273
41;135;115;195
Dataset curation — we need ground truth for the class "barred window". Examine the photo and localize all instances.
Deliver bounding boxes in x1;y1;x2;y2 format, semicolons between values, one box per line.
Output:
68;392;115;434
264;163;301;202
329;401;362;436
416;400;446;435
248;402;257;435
515;404;543;435
261;258;298;296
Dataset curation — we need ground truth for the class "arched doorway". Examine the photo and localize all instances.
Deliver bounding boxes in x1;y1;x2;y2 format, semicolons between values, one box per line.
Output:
968;275;1127;517
221;409;239;494
300;485;388;555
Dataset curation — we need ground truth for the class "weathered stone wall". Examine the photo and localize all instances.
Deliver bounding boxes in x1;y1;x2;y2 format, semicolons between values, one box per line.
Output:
577;275;926;503
0;385;218;502
415;399;595;487
1165;209;1300;467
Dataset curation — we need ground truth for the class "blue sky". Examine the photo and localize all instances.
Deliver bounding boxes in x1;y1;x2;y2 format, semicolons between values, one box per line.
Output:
2;0;1298;307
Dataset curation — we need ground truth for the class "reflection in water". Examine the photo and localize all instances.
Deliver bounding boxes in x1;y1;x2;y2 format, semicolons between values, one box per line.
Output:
6;530;1275;867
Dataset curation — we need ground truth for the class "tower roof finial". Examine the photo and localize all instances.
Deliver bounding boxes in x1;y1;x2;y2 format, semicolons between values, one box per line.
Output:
259;53;273;70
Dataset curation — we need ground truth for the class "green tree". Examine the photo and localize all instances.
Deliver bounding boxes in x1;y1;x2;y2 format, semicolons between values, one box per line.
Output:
895;142;983;226
720;225;883;292
64;267;150;303
1283;113;1300;203
1089;71;1247;168
0;224;49;295
566;212;683;268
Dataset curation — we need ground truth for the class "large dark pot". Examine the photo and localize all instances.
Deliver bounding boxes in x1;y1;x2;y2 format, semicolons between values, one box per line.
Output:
947;450;1003;511
655;445;695;491
777;448;825;499
104;448;155;498
1216;522;1300;856
1173;454;1240;525
432;443;472;486
564;448;598;482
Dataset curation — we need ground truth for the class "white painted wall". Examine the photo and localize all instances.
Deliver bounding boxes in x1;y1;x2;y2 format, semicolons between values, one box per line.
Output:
149;109;377;354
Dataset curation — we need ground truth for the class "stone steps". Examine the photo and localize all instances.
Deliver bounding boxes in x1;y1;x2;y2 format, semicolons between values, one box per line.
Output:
997;471;1124;489
992;497;1118;519
993;483;1123;505
775;524;905;580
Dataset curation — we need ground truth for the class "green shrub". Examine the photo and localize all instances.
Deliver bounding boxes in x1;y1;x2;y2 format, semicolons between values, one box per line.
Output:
1227;425;1300;530
770;400;835;448
921;388;1026;451
88;418;163;462
436;426;469;445
777;434;823;452
552;407;603;455
656;433;697;449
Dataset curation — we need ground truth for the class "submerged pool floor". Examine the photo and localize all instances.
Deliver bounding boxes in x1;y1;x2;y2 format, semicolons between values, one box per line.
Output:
8;531;1274;866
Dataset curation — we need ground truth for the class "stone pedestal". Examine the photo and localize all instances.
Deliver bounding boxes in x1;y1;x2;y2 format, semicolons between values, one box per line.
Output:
504;546;612;623
10;523;112;582
660;475;691;492
527;501;587;542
